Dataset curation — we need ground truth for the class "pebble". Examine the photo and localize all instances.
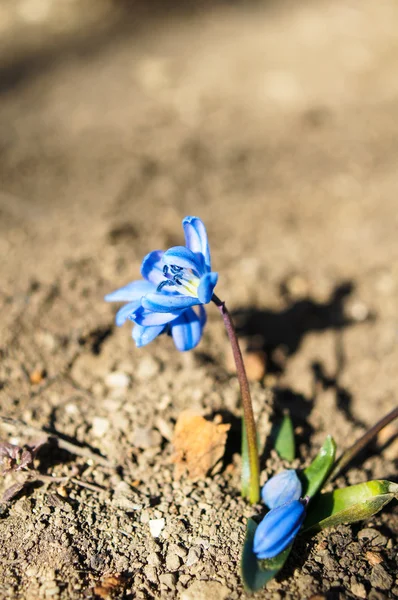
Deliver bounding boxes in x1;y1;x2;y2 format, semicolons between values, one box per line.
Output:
148;518;165;538
140;510;150;524
147;552;161;567
36;331;57;351
185;547;201;567
357;529;387;546
91;417;110;437
132;427;162;449
90;554;105;571
159;573;176;590
136;356;159;380
283;274;310;299
112;495;142;512
370;564;393;591
244;350;266;381
143;565;158;584
348;301;369;322
350;582;366;598
226;347;266;381
155;417;174;441
169;544;188;559
180;580;230;600
166;552;182;572
29;367;46;385
105;371;130;389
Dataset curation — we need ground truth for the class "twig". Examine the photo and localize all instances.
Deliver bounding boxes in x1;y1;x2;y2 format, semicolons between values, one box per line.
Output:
327;405;398;482
70;477;106;493
0;415;115;468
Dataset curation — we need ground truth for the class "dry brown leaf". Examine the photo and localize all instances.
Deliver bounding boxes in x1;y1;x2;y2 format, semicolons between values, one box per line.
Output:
171;411;230;480
365;550;383;565
93;574;126;599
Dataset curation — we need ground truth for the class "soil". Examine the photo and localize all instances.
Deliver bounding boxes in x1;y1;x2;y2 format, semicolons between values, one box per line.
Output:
0;0;397;598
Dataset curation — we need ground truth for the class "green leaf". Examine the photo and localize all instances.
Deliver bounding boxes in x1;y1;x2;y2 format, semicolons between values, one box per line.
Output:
303;480;398;531
273;413;295;462
301;435;336;498
241;518;292;593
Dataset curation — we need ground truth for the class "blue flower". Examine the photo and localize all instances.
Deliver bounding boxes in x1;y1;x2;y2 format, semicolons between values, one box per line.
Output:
105;216;218;352
253;499;307;560
261;470;302;510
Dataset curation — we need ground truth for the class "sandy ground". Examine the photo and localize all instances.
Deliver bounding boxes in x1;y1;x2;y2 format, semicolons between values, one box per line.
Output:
0;0;397;598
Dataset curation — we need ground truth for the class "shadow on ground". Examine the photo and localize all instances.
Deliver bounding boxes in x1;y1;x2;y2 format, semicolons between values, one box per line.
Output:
232;281;359;374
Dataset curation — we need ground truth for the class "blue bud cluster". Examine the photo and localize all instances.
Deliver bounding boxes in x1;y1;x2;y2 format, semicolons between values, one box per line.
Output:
253;470;307;560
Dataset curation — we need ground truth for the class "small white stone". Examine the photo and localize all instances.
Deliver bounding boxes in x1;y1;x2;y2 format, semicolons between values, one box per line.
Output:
105;371;130;389
91;417;109;437
155;417;173;442
136;356;159;380
149;518;165;538
348;301;369;322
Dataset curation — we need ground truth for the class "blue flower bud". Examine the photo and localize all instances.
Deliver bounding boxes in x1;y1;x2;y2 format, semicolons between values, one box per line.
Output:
253;500;306;560
261;470;302;509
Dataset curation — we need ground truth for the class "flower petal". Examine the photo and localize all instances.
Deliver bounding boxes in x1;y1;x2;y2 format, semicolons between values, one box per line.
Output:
115;301;142;326
170;307;206;351
183;216;211;272
197;272;218;304
163;246;203;275
132;324;165;347
142;292;199;313
198;304;207;329
253;500;306;560
261;470;302;510
141;250;165;286
105;279;154;303
130;306;181;326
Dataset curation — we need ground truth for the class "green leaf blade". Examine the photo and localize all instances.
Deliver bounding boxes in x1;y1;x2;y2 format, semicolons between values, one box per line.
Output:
273;413;295;462
241;518;292;593
301;435;336;498
304;480;398;532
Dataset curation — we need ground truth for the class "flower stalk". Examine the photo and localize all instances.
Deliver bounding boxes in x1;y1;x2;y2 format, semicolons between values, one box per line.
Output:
212;294;260;504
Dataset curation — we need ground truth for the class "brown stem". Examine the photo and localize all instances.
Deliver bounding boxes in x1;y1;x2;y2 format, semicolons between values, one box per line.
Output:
212;294;260;503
